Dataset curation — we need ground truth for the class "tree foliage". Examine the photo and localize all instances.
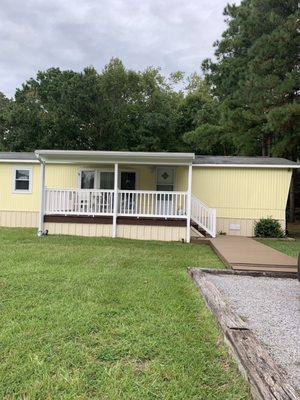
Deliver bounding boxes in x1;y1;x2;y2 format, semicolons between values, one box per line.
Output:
1;59;184;152
0;92;11;150
202;0;300;160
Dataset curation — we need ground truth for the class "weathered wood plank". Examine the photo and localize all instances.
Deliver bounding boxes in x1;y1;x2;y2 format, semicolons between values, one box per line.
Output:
226;330;299;400
188;267;297;279
188;269;247;330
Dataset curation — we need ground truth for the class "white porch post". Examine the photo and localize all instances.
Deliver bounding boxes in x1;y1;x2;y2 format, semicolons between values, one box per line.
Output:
186;164;192;243
112;163;119;238
37;161;45;237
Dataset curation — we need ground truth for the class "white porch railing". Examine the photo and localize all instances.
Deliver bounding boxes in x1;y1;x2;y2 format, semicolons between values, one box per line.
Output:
45;189;216;237
191;194;216;238
45;189;114;215
118;190;187;218
45;188;187;218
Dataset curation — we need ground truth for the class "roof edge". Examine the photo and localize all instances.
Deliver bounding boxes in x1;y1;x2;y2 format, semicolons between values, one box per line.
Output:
193;163;300;169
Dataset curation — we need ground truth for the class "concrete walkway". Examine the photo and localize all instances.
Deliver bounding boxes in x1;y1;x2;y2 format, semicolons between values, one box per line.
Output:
210;236;297;273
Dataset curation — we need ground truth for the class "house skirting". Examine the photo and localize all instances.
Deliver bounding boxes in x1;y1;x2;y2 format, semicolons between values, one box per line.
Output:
43;215;187;241
0;211;39;228
216;217;286;236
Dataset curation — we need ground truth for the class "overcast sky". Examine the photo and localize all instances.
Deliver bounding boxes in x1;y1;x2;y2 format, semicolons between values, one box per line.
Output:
1;0;239;98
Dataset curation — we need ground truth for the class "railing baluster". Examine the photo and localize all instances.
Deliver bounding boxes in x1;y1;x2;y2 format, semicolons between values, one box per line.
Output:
44;189;194;221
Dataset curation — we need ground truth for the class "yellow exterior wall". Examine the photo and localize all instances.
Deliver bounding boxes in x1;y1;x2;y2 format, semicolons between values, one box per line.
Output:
175;167;188;191
0;161;292;234
0;163;40;212
45;164;79;188
44;222;186;241
0;211;38;227
45;164;157;190
126;165;155;190
44;164;189;191
192;167;292;220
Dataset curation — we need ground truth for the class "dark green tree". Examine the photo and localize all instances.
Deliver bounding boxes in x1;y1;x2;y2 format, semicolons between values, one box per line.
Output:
203;0;300;159
0;92;11;150
1;59;184;152
203;0;300;220
177;74;233;154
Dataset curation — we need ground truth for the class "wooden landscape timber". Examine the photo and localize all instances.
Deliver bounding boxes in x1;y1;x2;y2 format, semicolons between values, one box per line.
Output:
188;268;300;400
192;267;297;279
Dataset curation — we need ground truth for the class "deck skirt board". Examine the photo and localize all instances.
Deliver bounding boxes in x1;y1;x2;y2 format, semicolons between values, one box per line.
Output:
210;236;297;273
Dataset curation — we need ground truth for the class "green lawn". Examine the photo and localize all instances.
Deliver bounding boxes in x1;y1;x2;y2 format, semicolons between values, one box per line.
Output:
258;238;300;258
0;228;251;399
256;223;300;257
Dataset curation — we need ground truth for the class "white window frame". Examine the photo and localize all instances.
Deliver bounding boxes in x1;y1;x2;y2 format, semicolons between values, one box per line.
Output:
79;169;96;189
12;167;33;193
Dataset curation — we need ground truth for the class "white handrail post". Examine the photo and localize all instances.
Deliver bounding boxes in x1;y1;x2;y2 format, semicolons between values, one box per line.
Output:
212;208;217;238
37;161;45;237
112;163;119;238
186;164;192;243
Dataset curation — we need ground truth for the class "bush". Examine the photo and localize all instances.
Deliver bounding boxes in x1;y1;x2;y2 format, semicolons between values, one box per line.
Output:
254;217;285;238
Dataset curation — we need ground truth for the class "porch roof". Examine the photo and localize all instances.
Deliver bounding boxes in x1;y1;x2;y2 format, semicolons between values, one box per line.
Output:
35;150;195;166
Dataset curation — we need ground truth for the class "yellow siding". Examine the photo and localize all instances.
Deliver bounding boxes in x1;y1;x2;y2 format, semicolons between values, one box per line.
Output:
44;222;112;237
0;163;40;211
0;211;38;227
175;167;188;191
125;165;155;190
192;167;292;220
44;164;189;191
216;217;286;237
0;160;292;227
44;164;157;190
44;222;186;241
45;164;79;188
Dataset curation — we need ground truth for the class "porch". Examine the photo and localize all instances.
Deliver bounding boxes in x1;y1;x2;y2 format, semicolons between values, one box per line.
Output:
43;187;216;239
35;150;217;241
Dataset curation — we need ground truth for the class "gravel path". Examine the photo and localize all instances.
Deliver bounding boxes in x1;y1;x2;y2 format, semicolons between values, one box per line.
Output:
206;274;300;390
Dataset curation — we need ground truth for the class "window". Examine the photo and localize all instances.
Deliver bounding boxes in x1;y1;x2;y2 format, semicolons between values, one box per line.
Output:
99;171;114;189
13;168;32;193
79;169;137;190
81;170;95;189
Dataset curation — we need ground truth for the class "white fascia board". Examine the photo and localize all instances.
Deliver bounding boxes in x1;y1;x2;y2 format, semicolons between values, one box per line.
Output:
192;164;300;169
35;150;195;165
0;159;39;164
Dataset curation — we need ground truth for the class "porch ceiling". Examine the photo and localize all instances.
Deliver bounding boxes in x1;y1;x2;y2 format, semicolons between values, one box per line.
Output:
35;150;195;166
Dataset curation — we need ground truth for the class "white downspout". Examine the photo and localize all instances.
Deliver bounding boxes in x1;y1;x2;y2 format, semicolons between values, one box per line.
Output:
112;163;119;238
37;160;45;236
186;164;192;243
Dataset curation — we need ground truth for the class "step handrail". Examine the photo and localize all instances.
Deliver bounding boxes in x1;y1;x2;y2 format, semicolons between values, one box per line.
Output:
191;194;216;238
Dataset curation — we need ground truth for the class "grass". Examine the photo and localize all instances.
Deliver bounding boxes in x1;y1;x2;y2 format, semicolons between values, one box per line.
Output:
256;223;300;258
0;228;251;399
287;222;300;238
258;238;300;258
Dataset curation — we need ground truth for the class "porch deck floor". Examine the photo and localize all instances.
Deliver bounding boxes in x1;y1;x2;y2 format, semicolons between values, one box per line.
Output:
209;236;297;273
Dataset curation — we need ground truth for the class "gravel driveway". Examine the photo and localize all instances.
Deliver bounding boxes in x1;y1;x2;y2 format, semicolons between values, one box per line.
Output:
206;274;300;391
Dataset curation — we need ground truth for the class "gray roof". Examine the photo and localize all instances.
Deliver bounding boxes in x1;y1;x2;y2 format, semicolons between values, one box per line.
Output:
193;155;299;167
0;152;298;168
0;152;36;160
